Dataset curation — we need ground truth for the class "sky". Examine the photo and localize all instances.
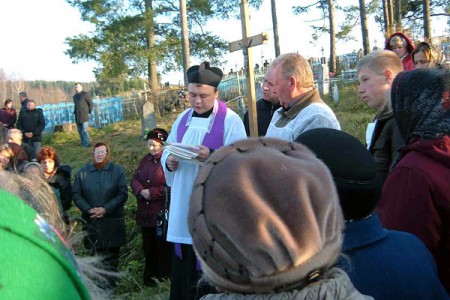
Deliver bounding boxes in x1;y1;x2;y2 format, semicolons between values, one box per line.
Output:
0;0;448;84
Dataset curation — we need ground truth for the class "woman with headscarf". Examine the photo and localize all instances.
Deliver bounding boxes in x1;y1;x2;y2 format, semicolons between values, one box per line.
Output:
378;69;450;294
37;146;72;223
73;142;128;288
131;128;172;286
411;42;444;70
384;32;415;71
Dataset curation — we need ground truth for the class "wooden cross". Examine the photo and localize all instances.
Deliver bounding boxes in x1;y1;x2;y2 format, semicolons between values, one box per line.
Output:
229;0;269;137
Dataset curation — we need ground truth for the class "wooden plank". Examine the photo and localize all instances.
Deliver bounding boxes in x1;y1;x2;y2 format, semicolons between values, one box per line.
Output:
229;32;269;52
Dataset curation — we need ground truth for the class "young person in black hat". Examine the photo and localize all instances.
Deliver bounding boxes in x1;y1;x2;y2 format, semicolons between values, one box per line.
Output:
296;128;449;299
131;128;172;286
161;62;246;300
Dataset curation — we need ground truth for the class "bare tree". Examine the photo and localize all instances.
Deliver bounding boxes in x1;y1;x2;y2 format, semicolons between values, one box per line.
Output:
359;0;371;55
180;0;190;86
271;0;280;57
423;0;431;40
0;69;7;101
328;0;336;73
385;0;395;36
394;0;402;31
145;0;159;91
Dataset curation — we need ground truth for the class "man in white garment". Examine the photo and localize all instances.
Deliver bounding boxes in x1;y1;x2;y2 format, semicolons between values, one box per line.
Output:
265;53;340;141
161;61;246;300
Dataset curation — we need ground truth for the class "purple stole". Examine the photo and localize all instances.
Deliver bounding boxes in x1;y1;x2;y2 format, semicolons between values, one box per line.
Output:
176;100;227;150
174;100;228;268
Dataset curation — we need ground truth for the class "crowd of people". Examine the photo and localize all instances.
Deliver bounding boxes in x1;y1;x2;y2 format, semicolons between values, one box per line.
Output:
1;32;449;299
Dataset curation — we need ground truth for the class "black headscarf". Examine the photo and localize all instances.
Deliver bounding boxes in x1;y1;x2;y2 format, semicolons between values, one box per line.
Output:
391;69;450;143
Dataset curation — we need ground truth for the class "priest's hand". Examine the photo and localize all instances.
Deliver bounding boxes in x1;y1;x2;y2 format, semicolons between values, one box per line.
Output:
166;155;179;171
196;145;210;162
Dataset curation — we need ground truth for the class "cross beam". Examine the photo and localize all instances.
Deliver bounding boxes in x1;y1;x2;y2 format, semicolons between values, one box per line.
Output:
229;0;269;137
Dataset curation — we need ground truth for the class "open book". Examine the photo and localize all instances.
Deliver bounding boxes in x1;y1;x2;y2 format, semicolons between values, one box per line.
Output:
164;143;203;165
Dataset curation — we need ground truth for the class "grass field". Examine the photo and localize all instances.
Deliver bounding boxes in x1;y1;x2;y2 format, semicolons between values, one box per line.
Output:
42;83;374;299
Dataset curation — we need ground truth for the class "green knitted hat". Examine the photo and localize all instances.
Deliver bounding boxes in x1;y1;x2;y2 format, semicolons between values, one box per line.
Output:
0;189;90;299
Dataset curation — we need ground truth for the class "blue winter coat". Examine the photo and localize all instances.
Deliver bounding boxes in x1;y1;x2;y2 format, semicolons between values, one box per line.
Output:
340;213;449;300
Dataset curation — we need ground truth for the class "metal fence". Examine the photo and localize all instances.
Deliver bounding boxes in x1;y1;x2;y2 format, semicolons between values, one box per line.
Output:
40;97;123;131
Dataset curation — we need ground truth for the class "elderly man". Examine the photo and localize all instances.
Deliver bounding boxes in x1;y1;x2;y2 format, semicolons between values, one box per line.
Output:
265;53;340;141
243;67;281;136
161;61;246;300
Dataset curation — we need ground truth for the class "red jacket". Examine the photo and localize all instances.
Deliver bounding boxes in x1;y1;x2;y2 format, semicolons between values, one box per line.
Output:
0;107;17;129
131;152;168;227
378;136;450;293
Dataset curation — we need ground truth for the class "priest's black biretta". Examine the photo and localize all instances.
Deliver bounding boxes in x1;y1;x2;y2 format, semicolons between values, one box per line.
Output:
187;62;223;88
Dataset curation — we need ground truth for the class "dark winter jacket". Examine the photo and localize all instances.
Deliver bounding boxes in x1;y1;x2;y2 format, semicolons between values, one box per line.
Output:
7;142;29;172
16;108;45;143
73;91;93;123
73;161;128;249
341;213;449;299
131;152;168;227
20;98;30;112
48;165;73;211
368;106;404;184
243;99;281;136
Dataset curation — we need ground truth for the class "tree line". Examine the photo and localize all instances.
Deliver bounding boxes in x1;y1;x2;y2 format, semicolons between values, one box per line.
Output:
65;0;449;90
0;68;150;107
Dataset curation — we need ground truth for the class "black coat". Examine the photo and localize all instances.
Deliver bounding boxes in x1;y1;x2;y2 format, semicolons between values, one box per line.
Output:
16;108;45;143
73;91;93;123
48;165;73;211
243;99;281;136
73;162;128;249
369;107;404;184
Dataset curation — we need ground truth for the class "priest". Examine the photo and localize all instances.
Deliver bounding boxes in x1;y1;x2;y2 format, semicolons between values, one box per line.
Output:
161;62;247;300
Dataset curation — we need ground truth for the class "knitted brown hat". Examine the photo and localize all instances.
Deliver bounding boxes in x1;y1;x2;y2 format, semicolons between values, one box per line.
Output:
188;138;344;294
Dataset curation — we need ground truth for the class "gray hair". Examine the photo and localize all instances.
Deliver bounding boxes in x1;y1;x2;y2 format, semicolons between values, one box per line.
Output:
271;53;315;88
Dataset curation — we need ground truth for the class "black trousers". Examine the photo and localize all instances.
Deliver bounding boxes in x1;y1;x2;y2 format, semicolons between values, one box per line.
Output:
141;226;172;285
169;244;200;300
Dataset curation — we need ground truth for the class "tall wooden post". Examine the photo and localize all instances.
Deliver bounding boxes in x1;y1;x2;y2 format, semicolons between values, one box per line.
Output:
229;0;268;137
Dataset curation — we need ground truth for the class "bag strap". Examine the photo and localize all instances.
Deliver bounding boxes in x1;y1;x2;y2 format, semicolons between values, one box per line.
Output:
162;185;169;210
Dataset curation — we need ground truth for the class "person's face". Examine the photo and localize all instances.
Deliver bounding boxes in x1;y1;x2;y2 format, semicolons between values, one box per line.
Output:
188;84;218;114
271;65;294;108
41;158;56;174
93;145;108;164
262;68;278;104
75;84;83;93
27;101;36;111
357;67;390;110
391;44;407;58
147;139;163;156
5;102;12;109
8;133;21;145
0;150;11;168
413;51;430;69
